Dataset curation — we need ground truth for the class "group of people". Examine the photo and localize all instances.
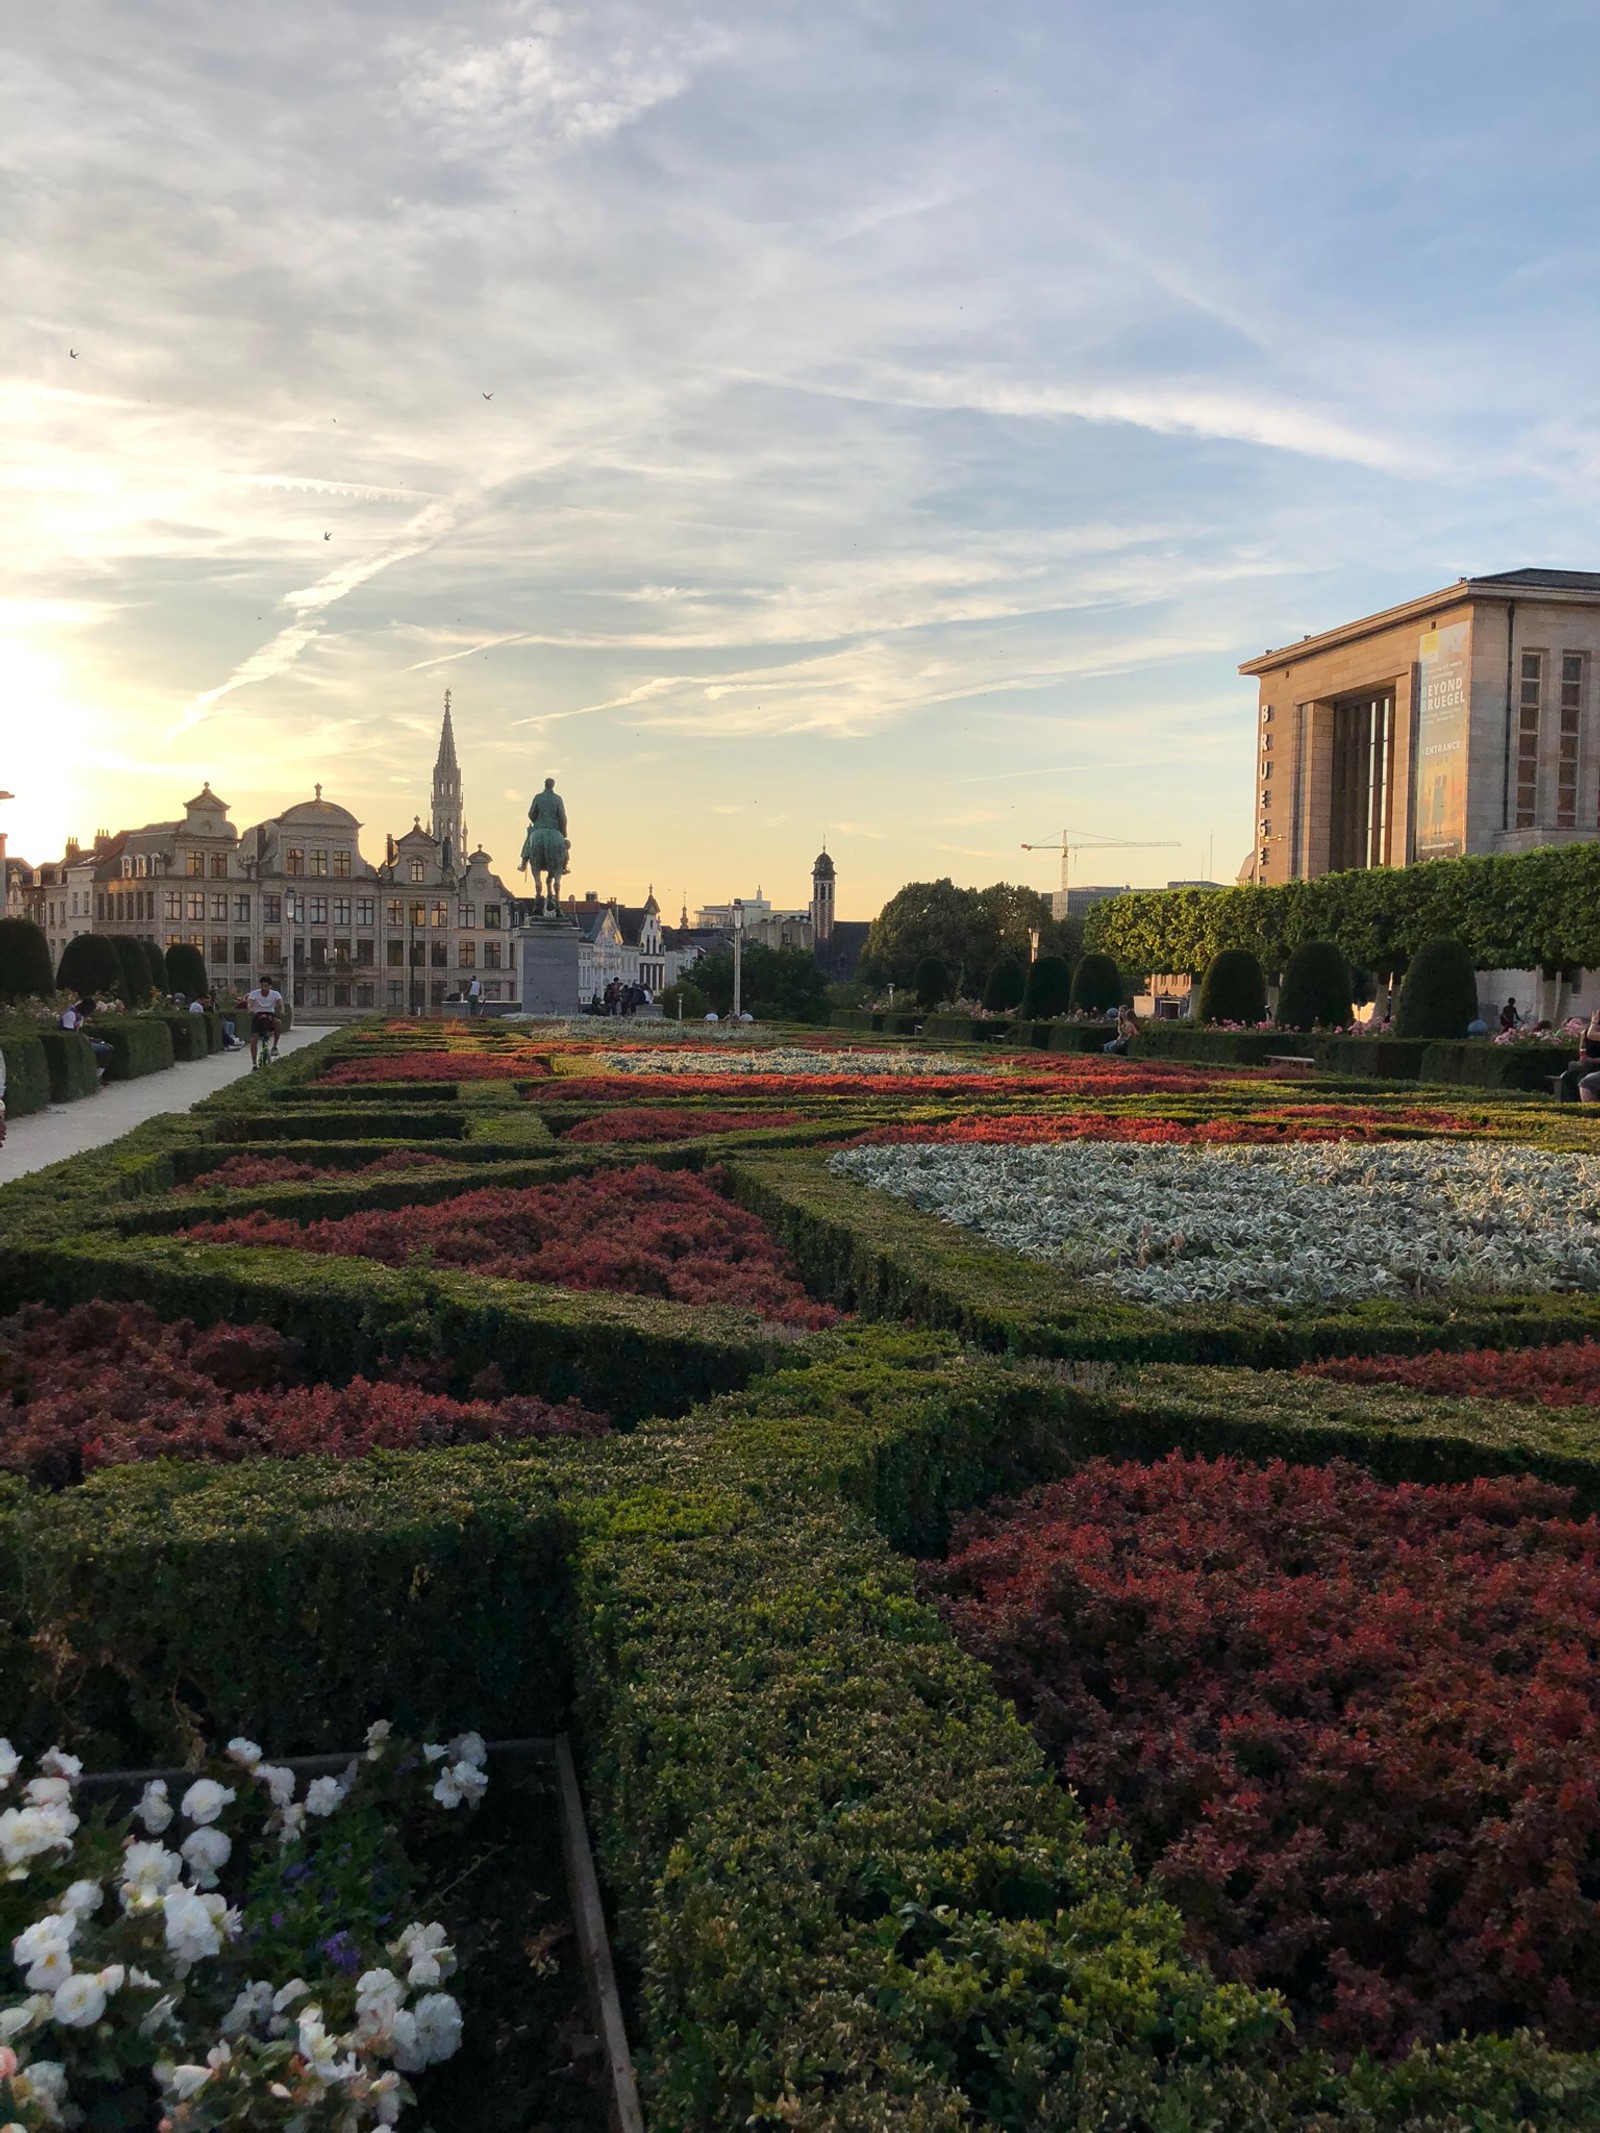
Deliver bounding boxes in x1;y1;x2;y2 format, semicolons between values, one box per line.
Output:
53;977;283;1081
583;979;654;1017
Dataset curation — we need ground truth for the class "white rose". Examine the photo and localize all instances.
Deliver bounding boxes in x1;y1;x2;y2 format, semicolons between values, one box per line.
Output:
0;1807;76;1871
179;1827;232;1888
52;1973;106;2028
180;1779;235;1827
403;1992;462;2070
225;1738;263;1770
304;1776;345;1818
162;1887;221;1967
57;1882;102;1918
22;1780;72;1811
119;1842;182;1910
255;1764;295;1808
135;1781;173;1835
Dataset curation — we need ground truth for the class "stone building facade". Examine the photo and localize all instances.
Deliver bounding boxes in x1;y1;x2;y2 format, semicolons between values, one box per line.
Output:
1242;569;1600;884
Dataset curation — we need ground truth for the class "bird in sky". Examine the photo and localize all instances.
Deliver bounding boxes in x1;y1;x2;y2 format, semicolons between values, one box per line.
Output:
69;348;77;358
482;391;493;400
323;531;331;541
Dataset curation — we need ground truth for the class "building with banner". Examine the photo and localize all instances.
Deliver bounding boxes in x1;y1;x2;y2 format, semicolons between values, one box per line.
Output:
1240;569;1600;883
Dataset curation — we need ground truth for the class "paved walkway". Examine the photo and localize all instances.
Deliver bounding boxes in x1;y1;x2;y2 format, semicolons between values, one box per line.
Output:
0;1027;326;1184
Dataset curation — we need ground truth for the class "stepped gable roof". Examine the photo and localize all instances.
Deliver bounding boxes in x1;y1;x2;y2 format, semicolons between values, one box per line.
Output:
277;785;360;829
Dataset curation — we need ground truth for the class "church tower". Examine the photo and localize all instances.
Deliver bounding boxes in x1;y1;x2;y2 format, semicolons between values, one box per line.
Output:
430;690;464;867
811;846;835;944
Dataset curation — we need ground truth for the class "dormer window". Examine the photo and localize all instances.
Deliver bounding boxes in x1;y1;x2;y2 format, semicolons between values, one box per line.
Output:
409;857;426;882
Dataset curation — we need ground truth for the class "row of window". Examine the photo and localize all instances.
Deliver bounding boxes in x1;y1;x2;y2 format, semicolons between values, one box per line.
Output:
286;980;509;1009
151;892;506;928
1516;650;1587;831
164;935;504;972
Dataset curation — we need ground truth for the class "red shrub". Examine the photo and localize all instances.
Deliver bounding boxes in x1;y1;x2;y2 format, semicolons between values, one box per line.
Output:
181;1164;835;1327
1306;1339;1600;1406
928;1454;1600;2058
0;1299;606;1488
563;1107;801;1144
178;1151;453;1194
856;1105;1464;1148
319;1053;549;1084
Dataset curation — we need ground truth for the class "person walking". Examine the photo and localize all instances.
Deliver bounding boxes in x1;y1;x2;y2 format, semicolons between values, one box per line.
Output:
244;975;284;1068
467;975;483;1018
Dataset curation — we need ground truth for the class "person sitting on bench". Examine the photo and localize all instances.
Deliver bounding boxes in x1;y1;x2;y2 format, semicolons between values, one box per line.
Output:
1556;1011;1600;1102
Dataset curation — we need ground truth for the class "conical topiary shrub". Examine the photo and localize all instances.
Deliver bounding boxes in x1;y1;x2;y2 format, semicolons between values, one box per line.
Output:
142;939;169;993
1275;940;1352;1032
1197;947;1267;1026
0;916;55;1003
913;956;950;1010
56;932;123;1000
1394;936;1480;1041
108;935;152;1006
1021;954;1072;1018
1068;951;1121;1017
982;957;1026;1013
166;942;208;1001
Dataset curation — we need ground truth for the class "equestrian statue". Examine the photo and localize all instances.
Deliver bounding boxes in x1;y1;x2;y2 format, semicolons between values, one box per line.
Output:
519;777;570;913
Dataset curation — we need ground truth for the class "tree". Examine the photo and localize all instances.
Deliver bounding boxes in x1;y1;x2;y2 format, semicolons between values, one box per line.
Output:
108;935;152;1006
658;976;709;1020
166;942;208;1001
691;944;830;1023
56;933;123;1000
859;880;990;992
1276;940;1352;1032
1022;954;1073;1018
913;956;950;1010
975;882;1055;965
142;940;169;993
982;957;1026;1012
0;917;55;1003
1069;951;1122;1016
1393;936;1480;1040
1196;948;1267;1026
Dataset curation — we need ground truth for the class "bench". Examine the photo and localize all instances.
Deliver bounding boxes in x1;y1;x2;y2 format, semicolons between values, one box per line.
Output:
1265;1053;1316;1071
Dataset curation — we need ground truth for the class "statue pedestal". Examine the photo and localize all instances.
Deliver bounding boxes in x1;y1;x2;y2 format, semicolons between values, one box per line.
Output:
514;917;582;1017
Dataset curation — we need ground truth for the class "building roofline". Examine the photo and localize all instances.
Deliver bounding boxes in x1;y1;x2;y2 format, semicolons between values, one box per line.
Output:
1239;571;1600;677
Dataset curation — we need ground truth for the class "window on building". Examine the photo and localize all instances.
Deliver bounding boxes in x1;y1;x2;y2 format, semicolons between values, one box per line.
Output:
409;857;426;882
311;849;328;877
262;935;281;965
186;851;204;877
409;941;426;967
1517;651;1543;828
333;938;352;966
409;901;427;928
1559;653;1583;830
263;893;281;924
356;983;374;1008
356;898;375;926
233;937;251;964
210;854;228;879
387;979;403;1007
334;981;352;1007
211;893;228;921
385;899;402;927
386;940;404;966
483;941;501;970
332;897;351;926
432;901;449;928
430;979;446;1006
165;890;184;923
430;940;448;968
457;901;476;927
187;892;205;921
231;894;248;922
458;940;476;968
136;856;147;877
485;981;502;1002
211;936;228;966
333;850;350;879
293;938;306;968
310;980;328;1007
286;849;304;876
309;896;328;925
483;904;501;928
310;939;327;969
96;894;107;921
354;937;372;964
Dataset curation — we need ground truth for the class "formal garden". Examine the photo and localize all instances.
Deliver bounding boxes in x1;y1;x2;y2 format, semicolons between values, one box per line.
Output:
6;1014;1600;2127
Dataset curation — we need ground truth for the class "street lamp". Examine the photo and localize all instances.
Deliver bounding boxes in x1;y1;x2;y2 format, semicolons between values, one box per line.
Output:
732;898;745;1020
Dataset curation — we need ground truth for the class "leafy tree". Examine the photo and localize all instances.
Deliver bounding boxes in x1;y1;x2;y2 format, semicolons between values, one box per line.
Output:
0;917;55;1003
658;976;709;1020
1276;940;1352;1032
56;932;123;1000
1022;955;1073;1018
913;956;951;1010
142;940;169;992
1069;951;1122;1016
691;944;830;1024
976;882;1056;964
1196;948;1267;1026
165;941;208;1000
1394;937;1480;1040
859;880;989;992
982;957;1026;1012
108;935;152;1005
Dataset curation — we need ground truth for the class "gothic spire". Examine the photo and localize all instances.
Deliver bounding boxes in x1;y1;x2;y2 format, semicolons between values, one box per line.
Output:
430;687;464;862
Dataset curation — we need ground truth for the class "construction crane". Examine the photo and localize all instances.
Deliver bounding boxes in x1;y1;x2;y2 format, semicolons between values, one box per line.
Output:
1021;832;1180;917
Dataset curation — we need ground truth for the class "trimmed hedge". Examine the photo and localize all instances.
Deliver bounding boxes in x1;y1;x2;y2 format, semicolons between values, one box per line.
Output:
1197;946;1267;1025
1419;1039;1572;1090
1276;938;1352;1032
1395;935;1480;1040
0;916;54;1003
33;1029;99;1104
162;1013;211;1062
96;1015;175;1080
0;1028;52;1117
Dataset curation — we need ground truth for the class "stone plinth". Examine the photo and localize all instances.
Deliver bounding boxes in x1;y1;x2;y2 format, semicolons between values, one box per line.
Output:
515;918;582;1017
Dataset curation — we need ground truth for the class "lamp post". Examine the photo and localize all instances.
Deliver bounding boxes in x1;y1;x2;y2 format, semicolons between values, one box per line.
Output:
732;899;744;1020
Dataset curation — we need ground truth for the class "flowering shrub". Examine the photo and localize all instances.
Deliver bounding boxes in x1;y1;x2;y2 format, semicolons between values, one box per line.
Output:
319;1055;549;1086
179;1153;452;1194
562;1106;801;1144
0;1301;607;1489
854;1103;1466;1148
830;1139;1600;1307
182;1166;835;1327
1306;1336;1600;1406
928;1454;1600;2057
0;1722;486;2129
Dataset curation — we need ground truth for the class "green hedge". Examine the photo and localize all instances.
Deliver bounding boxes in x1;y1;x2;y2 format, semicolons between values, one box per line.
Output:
1419;1040;1573;1090
98;1016;175;1080
162;1013;211;1062
0;1028;52;1117
33;1029;101;1103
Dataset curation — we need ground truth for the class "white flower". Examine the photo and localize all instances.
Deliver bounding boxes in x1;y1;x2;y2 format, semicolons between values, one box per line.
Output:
275;1801;306;1848
0;1742;18;1789
255;1764;295;1809
447;1731;487;1769
364;1720;393;1760
0;1997;47;2041
421;1743;448;1765
37;1751;81;1782
370;2070;404;2125
271;1978;310;2013
119;1842;182;1911
221;1980;275;2036
304;1775;346;1818
57;1881;102;1918
13;1915;75;1992
431;1759;488;1811
179;1826;232;1888
162;1887;221;1967
135;1780;173;1835
160;2063;213;2102
13;2059;66;2124
225;1738;263;1770
97;1965;125;1995
180;1778;235;1826
392;1921;454;1988
295;2004;357;2084
393;1991;461;2071
139;1992;180;2037
22;1780;72;1811
353;1968;403;2046
0;1804;77;1871
51;1973;106;2028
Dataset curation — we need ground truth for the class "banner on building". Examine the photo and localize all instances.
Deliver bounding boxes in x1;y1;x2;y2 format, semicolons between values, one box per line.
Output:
1414;620;1470;861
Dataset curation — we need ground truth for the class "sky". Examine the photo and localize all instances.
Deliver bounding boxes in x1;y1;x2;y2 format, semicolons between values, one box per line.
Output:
6;1;1600;919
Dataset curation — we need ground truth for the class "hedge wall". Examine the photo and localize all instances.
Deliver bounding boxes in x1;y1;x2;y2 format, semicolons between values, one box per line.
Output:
162;1013;211;1062
35;1028;101;1103
1083;839;1600;978
99;1016;175;1080
0;1028;51;1118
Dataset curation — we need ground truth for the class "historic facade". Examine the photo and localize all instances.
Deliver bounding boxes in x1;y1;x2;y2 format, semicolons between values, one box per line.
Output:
1242;569;1600;884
